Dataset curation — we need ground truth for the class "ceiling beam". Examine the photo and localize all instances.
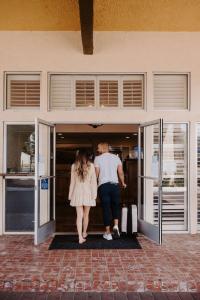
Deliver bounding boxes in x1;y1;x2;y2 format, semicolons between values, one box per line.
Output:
78;0;93;55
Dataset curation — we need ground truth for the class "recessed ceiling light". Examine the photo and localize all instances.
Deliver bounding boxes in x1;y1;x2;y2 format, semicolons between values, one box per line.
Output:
133;133;138;136
57;133;63;136
125;136;130;139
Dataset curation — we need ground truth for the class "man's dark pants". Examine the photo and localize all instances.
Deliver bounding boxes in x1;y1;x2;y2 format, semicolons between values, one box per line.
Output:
98;182;120;227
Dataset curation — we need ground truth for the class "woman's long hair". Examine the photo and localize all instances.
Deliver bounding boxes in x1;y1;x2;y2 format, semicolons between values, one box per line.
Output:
74;149;91;181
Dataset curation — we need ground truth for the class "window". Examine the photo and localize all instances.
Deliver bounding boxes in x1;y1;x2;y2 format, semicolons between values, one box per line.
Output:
99;79;118;107
6;73;40;109
49;74;145;110
6;125;35;174
5;179;34;232
154;74;188;110
154;123;188;230
50;74;72;109
75;79;95;107
123;75;144;108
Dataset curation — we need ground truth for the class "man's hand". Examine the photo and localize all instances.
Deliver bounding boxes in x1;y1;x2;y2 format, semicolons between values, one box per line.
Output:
122;183;127;189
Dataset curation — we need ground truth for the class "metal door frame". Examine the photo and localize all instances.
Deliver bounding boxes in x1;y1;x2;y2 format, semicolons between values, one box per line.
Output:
34;118;56;245
138;118;163;244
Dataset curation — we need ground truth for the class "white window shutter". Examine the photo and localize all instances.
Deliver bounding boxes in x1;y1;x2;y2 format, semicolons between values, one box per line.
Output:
99;78;119;107
49;73;145;110
75;79;95;107
50;75;72;109
154;74;188;109
122;75;144;108
6;74;40;108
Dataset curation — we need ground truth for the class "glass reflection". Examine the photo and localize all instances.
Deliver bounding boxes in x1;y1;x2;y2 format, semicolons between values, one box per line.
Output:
7;125;35;174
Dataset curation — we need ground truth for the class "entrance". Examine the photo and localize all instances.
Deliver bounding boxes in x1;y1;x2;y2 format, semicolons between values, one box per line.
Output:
55;121;163;244
2;119;163;245
55;124;139;234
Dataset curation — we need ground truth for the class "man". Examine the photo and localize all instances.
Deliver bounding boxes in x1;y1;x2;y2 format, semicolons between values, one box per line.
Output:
94;143;126;240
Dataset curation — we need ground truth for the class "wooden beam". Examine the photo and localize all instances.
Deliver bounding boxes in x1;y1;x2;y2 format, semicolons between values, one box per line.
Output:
78;0;93;55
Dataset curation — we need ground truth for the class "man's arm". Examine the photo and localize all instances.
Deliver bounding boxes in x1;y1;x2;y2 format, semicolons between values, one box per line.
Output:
117;165;126;188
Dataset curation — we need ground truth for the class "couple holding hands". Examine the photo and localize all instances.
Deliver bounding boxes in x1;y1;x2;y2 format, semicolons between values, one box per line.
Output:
68;143;127;244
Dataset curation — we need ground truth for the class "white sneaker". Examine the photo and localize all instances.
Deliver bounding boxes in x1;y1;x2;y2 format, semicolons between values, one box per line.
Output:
103;232;113;241
113;225;120;239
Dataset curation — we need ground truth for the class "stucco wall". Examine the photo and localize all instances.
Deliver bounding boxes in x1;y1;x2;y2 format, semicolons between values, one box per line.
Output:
0;31;200;123
0;31;199;234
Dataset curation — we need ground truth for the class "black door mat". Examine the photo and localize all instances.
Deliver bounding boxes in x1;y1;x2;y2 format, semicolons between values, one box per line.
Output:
49;234;142;250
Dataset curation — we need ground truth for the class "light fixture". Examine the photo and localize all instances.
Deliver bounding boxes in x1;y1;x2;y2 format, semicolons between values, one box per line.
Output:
88;124;103;129
57;133;63;136
125;136;130;139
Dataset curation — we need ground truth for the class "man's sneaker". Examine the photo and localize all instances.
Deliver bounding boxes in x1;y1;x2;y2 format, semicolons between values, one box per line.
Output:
113;226;120;239
103;233;113;241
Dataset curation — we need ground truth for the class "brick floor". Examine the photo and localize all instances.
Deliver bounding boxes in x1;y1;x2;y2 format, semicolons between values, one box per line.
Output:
0;234;200;292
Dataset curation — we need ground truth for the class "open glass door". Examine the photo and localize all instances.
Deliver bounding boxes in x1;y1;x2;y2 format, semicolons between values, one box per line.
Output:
138;119;163;244
34;118;55;245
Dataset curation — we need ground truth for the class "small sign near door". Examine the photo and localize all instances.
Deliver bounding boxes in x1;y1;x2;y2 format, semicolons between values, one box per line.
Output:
41;178;49;190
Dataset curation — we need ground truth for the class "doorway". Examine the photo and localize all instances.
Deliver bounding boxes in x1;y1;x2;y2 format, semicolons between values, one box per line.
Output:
55;124;139;233
3;120;163;245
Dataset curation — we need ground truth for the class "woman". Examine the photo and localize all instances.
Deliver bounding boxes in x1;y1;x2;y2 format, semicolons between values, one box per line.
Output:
68;149;97;244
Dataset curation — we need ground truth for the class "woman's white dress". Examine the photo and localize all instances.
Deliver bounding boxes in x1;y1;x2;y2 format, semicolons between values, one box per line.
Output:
68;163;97;207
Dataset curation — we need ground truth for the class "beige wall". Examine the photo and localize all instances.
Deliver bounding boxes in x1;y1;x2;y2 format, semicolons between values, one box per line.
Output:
0;31;200;123
0;31;199;234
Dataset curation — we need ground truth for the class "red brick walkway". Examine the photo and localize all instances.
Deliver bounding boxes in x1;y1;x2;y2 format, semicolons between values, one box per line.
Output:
0;234;200;292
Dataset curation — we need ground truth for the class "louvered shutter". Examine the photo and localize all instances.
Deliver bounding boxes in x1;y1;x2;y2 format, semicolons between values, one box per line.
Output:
197;125;200;228
99;79;118;107
154;74;188;109
75;79;95;107
50;75;72;109
6;74;40;108
153;123;188;230
123;75;144;108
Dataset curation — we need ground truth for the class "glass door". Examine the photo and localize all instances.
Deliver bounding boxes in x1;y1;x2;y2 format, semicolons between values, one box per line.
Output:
138;119;163;244
34;118;55;245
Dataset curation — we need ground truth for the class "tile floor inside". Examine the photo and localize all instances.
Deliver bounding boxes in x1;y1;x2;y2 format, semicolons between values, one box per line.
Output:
0;234;200;292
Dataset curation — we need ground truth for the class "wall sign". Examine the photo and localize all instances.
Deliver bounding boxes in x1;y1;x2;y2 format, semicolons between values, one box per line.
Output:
41;178;49;190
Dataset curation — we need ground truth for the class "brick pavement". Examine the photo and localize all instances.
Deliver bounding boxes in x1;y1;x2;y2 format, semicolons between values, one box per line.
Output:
0;234;200;292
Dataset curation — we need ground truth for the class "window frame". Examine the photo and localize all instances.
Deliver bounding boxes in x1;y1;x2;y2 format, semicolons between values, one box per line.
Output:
47;72;146;111
161;121;190;233
153;72;191;111
74;75;97;109
3;121;35;235
4;71;41;111
48;73;74;110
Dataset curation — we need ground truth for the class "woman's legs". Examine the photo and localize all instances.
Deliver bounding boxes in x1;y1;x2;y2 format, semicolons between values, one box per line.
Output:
83;206;91;238
76;206;85;243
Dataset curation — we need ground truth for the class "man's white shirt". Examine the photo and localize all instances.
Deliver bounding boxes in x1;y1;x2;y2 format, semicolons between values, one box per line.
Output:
94;152;122;186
